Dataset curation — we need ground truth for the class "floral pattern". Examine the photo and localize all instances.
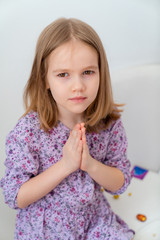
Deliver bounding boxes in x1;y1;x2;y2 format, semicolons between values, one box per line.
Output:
0;111;135;239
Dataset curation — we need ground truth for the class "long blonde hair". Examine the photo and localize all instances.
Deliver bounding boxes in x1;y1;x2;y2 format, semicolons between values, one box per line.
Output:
23;18;123;132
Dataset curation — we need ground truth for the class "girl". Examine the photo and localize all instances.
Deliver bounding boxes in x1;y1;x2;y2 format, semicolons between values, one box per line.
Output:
0;18;135;239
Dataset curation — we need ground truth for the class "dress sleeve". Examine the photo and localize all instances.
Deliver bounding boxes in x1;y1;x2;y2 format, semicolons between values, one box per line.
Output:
104;118;132;195
0;119;40;209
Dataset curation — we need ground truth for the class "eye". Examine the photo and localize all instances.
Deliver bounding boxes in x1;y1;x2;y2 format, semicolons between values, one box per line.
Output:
83;70;95;75
57;72;69;78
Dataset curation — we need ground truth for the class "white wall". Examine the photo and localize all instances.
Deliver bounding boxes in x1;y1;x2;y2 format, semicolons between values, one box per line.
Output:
0;0;160;239
111;64;160;172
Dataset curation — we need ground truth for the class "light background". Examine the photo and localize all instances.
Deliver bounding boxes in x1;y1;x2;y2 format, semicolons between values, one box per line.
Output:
0;0;160;239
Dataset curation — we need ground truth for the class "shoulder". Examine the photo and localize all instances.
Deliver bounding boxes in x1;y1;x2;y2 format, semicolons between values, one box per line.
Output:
6;111;41;143
87;118;125;138
100;117;124;134
106;118;127;147
108;117;125;132
99;118;126;142
17;111;40;128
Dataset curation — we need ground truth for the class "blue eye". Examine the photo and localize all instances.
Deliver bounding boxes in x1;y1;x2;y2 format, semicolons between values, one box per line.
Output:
57;72;68;78
83;70;94;75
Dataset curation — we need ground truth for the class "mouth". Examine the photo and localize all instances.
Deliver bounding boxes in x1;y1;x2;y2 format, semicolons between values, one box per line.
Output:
69;96;87;103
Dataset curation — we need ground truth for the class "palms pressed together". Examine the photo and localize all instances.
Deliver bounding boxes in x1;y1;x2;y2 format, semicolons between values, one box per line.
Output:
62;123;93;174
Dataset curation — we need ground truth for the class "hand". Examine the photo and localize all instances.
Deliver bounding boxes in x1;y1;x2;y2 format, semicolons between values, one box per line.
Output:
80;124;94;172
62;124;83;174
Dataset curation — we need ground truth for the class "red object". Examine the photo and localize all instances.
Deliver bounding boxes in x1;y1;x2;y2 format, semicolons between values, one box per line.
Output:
136;214;147;222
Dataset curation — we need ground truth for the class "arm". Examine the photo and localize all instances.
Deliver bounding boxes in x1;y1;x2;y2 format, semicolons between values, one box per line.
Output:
80;119;131;193
17;159;70;208
81;128;125;192
85;158;125;192
1;124;82;209
17;126;82;208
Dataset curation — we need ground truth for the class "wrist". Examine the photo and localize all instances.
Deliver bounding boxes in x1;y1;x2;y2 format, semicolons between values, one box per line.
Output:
60;157;74;176
85;157;98;174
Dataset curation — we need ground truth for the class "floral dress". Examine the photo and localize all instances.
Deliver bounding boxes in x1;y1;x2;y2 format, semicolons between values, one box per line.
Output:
0;111;135;240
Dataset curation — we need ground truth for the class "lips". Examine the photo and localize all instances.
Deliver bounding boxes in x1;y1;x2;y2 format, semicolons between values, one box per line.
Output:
69;96;87;102
70;96;86;100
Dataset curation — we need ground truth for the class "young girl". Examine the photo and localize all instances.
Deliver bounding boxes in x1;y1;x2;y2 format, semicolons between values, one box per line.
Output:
0;18;135;239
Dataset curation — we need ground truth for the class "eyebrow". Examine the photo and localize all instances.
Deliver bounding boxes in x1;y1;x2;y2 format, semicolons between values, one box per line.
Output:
52;65;99;73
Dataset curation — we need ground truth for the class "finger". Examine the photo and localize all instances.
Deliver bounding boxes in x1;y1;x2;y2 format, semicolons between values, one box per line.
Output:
66;129;77;148
68;127;77;140
72;129;81;150
72;129;77;137
83;138;88;152
81;127;86;143
73;123;80;131
82;128;89;154
80;123;85;130
70;129;78;146
77;139;83;153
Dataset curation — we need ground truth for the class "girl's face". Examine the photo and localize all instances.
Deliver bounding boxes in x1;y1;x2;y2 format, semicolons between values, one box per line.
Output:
46;39;99;122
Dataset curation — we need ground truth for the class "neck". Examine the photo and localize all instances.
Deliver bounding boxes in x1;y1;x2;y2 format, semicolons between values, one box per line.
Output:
58;113;84;130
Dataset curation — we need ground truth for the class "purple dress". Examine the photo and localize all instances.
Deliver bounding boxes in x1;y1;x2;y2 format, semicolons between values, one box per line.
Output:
0;111;135;239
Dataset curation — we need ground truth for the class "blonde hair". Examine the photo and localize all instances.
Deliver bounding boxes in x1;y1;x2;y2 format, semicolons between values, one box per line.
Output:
23;18;123;132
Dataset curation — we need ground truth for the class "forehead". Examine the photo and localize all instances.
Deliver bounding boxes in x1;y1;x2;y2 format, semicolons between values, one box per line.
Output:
48;39;98;70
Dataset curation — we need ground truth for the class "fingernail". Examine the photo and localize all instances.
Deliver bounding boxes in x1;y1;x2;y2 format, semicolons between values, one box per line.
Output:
81;123;84;128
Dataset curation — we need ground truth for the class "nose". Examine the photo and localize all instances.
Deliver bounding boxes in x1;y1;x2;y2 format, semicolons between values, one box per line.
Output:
71;75;85;92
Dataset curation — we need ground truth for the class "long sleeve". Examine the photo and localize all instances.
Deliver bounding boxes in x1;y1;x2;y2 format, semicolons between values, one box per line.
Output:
0;116;40;209
104;118;131;195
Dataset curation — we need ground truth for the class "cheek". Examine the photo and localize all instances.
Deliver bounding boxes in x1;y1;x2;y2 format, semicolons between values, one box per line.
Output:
49;83;66;102
90;81;100;102
91;79;99;96
50;89;59;102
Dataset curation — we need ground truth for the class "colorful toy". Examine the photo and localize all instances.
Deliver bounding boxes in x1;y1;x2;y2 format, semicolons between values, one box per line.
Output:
131;166;148;180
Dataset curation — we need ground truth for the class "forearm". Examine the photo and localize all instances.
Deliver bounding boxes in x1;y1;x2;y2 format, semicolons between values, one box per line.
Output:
17;158;70;209
87;158;125;192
